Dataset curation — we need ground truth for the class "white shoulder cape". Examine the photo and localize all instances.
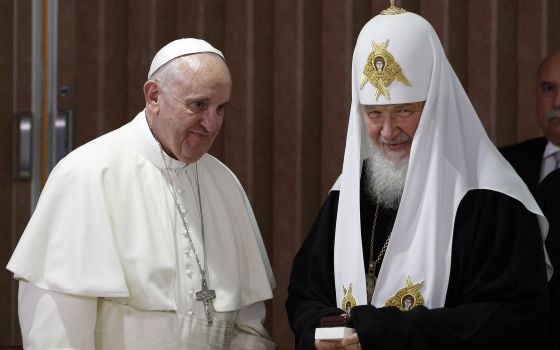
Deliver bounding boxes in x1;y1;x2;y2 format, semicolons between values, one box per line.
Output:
7;112;275;312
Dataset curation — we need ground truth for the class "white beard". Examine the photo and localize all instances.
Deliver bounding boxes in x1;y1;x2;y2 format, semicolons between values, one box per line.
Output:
364;138;409;210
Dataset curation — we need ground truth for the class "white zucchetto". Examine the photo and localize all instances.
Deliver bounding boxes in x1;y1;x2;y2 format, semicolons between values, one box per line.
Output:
147;38;224;78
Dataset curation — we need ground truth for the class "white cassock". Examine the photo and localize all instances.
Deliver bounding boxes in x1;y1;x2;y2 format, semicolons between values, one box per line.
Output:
7;111;276;350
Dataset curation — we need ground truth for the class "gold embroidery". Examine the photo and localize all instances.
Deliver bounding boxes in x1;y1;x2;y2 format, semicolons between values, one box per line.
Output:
383;276;424;311
359;39;410;100
380;0;407;15
341;284;357;314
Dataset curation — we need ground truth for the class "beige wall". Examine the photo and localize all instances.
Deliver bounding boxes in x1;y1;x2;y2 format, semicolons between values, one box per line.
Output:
1;0;559;348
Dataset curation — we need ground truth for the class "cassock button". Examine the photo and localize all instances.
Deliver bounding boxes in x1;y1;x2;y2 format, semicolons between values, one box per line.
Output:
177;188;184;194
185;269;192;278
188;289;196;296
187;310;193;316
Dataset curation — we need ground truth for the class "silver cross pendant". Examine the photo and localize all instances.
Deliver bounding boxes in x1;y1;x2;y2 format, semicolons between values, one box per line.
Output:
196;272;216;326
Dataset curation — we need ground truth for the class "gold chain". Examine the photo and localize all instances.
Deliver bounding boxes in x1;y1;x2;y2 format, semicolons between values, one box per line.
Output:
366;202;392;303
368;203;380;264
368;203;391;268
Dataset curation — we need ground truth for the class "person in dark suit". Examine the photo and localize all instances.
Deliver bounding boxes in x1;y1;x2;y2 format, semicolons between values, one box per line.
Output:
501;49;560;195
502;49;560;350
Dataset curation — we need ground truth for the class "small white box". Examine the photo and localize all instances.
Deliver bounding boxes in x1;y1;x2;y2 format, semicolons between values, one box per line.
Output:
315;327;355;340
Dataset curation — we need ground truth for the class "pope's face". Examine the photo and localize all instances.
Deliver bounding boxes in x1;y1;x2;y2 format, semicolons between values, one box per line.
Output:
145;53;232;163
537;52;560;146
362;102;424;160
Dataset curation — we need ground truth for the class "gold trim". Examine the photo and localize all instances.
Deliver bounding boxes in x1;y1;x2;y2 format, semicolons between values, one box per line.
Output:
380;0;407;15
383;276;424;311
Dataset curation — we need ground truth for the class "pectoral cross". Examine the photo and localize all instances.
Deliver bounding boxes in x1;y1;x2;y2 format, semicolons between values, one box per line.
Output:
196;271;216;326
366;262;377;304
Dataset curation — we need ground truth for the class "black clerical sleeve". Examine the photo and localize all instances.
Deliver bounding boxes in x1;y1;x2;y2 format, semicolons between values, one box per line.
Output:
286;191;343;349
286;189;550;350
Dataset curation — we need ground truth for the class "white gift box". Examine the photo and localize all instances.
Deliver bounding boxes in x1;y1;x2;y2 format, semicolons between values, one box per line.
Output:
315;327;355;340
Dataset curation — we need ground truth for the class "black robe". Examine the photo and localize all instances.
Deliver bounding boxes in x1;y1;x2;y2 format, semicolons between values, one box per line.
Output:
536;168;560;350
286;186;550;349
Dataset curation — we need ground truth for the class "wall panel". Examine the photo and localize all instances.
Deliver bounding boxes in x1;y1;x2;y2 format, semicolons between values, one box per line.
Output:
1;0;31;346
0;1;15;345
467;1;496;139
271;0;318;346
517;0;546;141
447;1;468;85
321;0;352;196
495;0;519;146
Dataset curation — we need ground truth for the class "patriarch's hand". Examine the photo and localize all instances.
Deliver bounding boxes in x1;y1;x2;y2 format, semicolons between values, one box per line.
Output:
315;333;361;349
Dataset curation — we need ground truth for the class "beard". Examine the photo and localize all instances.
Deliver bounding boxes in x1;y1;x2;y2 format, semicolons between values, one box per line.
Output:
364;135;411;210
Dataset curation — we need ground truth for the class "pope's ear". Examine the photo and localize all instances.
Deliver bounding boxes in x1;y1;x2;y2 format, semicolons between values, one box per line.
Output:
144;80;160;112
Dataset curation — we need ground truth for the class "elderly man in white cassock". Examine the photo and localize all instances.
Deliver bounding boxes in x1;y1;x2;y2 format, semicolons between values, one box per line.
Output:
8;39;276;349
286;3;552;350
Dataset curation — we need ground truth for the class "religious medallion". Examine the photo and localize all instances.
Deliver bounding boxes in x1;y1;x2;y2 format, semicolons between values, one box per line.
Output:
383;276;424;311
359;39;410;100
341;284;357;314
366;272;376;304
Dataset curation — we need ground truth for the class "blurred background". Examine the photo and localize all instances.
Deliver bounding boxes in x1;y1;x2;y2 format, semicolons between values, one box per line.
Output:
1;0;559;348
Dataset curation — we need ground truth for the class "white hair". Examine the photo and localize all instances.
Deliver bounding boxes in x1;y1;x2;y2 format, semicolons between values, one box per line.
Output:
149;53;224;94
149;58;184;92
